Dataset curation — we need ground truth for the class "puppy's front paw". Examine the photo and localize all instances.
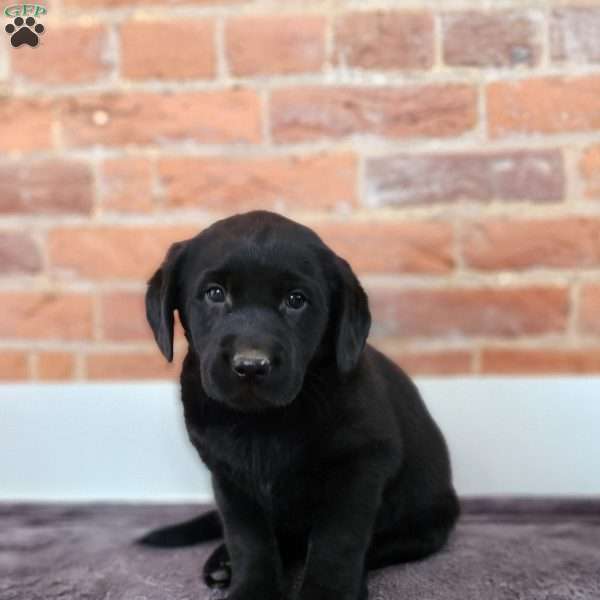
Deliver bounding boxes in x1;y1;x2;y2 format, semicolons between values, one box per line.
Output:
298;580;364;600
227;581;281;600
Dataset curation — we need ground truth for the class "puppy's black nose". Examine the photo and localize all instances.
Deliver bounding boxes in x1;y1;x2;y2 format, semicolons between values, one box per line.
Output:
231;352;271;379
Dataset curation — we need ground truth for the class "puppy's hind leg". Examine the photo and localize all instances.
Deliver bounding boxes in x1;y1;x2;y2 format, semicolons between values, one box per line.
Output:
203;543;232;589
368;491;459;570
366;522;453;571
136;510;222;547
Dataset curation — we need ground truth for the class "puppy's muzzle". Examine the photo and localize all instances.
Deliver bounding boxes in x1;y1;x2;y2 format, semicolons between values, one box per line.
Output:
231;350;271;380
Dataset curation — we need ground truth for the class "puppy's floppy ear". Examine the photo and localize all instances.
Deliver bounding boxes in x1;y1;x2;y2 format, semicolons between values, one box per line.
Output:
333;256;371;375
146;241;186;362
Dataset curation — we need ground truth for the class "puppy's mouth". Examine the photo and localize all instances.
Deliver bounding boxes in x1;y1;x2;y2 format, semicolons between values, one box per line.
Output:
219;391;285;413
200;363;299;414
208;386;295;414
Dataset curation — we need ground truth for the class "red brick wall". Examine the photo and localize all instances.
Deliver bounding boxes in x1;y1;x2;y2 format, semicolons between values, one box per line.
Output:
1;1;600;380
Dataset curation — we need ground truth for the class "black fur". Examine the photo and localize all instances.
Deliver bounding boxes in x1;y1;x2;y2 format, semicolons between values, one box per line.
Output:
140;211;459;600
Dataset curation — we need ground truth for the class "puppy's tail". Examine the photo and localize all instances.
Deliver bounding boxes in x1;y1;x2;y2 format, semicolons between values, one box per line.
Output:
136;509;223;547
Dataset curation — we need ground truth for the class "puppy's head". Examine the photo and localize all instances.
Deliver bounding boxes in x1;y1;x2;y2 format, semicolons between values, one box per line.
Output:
146;211;370;413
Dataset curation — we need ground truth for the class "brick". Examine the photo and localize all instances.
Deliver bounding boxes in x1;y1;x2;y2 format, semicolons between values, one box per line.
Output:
121;20;215;80
488;76;600;137
100;291;186;343
580;145;600;199
37;352;75;380
481;349;600;374
100;159;154;213
270;85;477;142
226;16;325;76
65;0;244;5
368;286;568;338
0;160;93;215
0;352;28;380
463;218;600;270
100;292;151;341
443;11;540;67
366;150;563;206
551;8;600;63
314;221;454;274
49;226;198;281
334;11;433;70
12;25;111;84
0;98;53;152
0;232;41;274
580;284;600;336
86;351;182;380
60;90;261;147
0;293;93;339
158;153;357;212
386;348;472;375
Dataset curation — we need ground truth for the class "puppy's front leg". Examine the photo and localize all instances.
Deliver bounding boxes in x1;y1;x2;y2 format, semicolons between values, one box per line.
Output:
298;459;385;600
213;475;283;600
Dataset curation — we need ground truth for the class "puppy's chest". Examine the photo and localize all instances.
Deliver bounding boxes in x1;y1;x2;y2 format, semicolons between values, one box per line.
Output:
190;423;309;504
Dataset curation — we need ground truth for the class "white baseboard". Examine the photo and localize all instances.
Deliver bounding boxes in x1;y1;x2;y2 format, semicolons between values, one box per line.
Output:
1;378;599;501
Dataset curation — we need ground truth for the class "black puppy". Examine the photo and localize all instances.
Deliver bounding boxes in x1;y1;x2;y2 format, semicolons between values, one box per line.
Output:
140;211;459;600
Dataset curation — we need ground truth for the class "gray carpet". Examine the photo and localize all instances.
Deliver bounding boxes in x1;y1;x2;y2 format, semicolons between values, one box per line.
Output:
1;500;599;600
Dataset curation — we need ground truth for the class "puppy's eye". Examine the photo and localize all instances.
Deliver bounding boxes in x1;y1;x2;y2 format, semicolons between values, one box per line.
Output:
205;285;226;303
286;292;306;310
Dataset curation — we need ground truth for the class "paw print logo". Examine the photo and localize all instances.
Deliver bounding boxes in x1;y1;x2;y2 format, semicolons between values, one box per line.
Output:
5;16;44;48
